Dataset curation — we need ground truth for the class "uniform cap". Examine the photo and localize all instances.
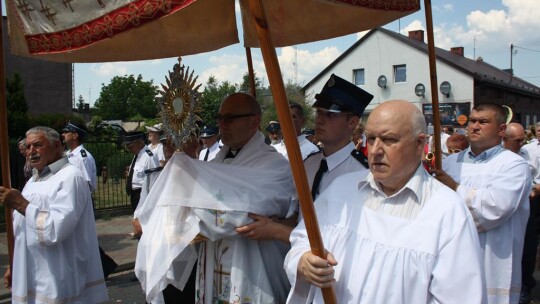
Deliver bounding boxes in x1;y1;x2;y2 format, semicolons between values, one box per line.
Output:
313;74;373;116
123;131;145;143
200;125;218;138
62;122;88;135
266;121;281;132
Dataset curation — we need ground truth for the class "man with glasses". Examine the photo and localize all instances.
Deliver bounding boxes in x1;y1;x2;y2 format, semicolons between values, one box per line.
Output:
433;103;531;304
445;133;469;155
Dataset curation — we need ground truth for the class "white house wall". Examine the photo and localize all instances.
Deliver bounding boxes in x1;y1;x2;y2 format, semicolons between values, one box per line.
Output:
305;30;474;116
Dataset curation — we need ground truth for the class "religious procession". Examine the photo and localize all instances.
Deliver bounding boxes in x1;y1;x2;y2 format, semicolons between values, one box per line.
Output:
1;1;540;304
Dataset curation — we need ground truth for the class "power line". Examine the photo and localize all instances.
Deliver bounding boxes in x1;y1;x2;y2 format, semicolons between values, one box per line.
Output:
513;45;540;53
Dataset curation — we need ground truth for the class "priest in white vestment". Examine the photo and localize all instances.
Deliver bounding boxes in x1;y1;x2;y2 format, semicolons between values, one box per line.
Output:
286;100;485;304
434;103;531;304
135;93;294;303
0;126;107;303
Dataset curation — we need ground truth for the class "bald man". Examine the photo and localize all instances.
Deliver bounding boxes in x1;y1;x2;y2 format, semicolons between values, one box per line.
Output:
504;123;540;304
285;100;484;303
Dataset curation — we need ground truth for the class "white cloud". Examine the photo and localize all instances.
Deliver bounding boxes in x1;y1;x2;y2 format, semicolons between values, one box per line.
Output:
89;63;129;77
198;53;246;85
443;4;453;12
355;30;369;41
401;20;425;35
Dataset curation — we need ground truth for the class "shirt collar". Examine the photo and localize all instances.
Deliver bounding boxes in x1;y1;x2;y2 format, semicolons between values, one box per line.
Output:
363;164;425;201
68;144;83;157
466;144;503;163
324;142;355;172
36;156;69;180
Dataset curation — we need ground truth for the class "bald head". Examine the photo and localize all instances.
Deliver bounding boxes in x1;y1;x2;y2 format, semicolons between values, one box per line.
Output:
371;100;426;136
503;122;525;154
446;133;469;152
366;100;426;195
218;93;262;150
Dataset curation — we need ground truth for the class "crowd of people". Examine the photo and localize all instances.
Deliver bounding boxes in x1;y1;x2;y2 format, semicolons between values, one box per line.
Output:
0;73;539;304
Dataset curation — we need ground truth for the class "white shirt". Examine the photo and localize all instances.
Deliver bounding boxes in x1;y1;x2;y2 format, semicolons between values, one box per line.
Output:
148;143;165;163
13;157;108;303
304;142;368;199
130;148;160;190
273;135;320;161
285;167;485;304
198;141;221;161
67;144;97;192
444;146;531;304
522;141;540;184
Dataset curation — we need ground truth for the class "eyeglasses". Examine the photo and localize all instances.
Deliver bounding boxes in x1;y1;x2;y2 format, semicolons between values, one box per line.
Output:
448;148;462;154
315;109;352;119
216;113;257;124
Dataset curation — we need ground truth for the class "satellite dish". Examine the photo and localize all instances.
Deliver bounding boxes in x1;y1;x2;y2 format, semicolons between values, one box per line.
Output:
440;81;451;97
377;75;387;88
415;83;425;97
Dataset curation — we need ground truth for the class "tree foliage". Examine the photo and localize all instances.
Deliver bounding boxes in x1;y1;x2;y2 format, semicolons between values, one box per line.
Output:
94;74;158;120
6;73;30;138
76;95;85;112
200;75;238;126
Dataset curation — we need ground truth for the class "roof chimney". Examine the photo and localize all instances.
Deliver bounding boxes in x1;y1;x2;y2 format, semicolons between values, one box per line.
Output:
450;47;464;56
408;30;424;43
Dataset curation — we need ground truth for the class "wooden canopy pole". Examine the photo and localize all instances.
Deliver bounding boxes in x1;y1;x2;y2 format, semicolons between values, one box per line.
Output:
0;9;16;277
245;47;257;97
424;0;442;169
247;0;337;303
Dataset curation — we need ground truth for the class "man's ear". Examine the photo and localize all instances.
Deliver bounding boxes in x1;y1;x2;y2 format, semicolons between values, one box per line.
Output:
498;124;507;138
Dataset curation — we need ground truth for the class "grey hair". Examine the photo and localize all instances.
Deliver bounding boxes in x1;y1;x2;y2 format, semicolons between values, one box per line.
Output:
411;107;427;137
26;126;61;143
18;138;26;146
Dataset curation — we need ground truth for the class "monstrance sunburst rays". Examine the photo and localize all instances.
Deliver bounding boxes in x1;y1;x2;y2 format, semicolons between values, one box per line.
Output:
158;57;203;148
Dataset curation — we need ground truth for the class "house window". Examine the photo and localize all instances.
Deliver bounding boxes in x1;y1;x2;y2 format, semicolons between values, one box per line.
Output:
394;64;406;83
353;69;365;85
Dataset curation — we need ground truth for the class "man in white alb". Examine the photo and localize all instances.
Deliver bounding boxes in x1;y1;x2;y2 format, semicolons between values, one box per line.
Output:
0;126;108;303
433;103;531;304
285;100;485;303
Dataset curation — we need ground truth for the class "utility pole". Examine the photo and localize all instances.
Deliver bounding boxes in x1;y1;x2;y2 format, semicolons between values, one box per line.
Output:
510;44;514;75
88;86;92;105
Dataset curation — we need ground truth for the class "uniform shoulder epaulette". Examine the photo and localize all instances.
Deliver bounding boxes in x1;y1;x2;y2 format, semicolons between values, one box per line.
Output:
80;150;87;157
305;150;322;161
351;149;369;169
145;149;154;156
144;167;163;175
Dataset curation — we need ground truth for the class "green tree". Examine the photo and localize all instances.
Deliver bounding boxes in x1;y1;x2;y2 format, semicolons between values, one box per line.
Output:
94;74;158;120
6;73;30;138
200;76;237;126
76;95;85;112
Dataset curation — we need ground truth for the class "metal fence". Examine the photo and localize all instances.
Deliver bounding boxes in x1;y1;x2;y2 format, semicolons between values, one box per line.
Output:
1;138;133;225
85;139;132;210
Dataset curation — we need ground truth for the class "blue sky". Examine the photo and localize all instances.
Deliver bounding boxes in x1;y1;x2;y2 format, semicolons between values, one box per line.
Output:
5;1;540;106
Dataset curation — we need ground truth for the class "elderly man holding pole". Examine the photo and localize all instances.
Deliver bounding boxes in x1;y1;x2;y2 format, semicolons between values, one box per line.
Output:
0;126;107;303
285;100;485;303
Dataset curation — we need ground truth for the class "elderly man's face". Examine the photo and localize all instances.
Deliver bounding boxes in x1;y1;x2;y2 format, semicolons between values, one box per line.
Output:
217;95;259;150
366;102;424;195
26;132;62;172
